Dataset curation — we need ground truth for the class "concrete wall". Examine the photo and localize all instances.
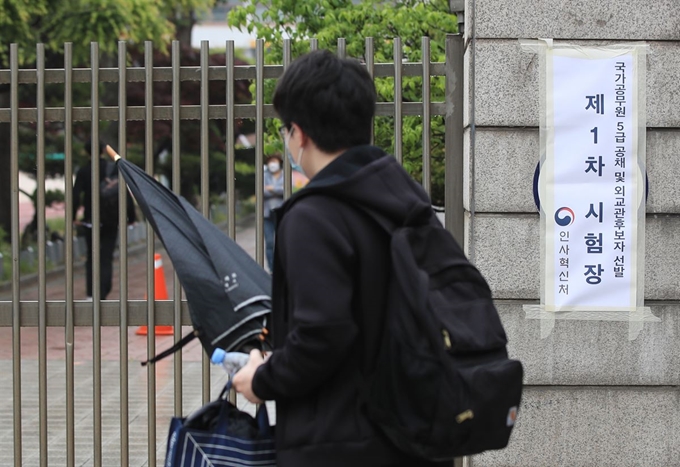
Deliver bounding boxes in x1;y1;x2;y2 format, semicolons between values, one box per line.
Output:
463;1;680;465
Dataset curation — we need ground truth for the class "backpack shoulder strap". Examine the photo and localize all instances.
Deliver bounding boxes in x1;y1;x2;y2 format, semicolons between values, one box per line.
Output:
350;203;434;236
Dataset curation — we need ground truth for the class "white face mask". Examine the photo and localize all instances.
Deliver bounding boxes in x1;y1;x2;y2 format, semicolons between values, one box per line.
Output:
267;161;281;173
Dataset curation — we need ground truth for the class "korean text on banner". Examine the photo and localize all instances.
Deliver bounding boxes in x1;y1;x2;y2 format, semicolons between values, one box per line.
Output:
542;45;646;313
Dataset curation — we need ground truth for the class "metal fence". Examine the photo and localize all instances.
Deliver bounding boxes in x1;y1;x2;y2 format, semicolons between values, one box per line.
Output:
0;35;464;466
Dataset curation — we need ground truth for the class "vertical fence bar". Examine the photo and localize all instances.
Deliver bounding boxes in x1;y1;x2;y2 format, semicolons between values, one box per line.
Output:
36;43;49;467
90;41;103;467
143;40;157;467
117;39;130;466
91;44;101;308
337;38;346;58
393;37;403;164
310;38;318;51
282;37;291;68
10;43;22;467
224;41;238;405
199;40;212;404
171;40;183;416
226;41;236;240
445;34;465;244
255;39;265;268
225;40;237;406
365;38;375;146
200;40;210;219
421;37;431;196
225;40;236;239
282;39;292;199
63;41;76;467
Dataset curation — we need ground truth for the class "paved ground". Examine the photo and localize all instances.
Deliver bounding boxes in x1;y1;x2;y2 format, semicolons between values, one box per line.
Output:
0;218;272;466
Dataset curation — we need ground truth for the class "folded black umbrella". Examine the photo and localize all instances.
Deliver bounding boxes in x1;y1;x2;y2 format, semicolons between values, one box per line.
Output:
105;146;271;362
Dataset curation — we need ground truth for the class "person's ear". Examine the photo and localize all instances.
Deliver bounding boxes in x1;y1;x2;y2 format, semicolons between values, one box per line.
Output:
291;123;308;147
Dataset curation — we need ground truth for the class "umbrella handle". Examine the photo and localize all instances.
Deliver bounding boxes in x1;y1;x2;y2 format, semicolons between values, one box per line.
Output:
258;328;273;353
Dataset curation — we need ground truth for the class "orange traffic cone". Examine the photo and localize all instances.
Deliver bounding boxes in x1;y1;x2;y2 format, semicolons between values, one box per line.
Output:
136;253;174;336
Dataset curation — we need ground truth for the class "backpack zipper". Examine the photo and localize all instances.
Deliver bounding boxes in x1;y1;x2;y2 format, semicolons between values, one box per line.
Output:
442;329;452;350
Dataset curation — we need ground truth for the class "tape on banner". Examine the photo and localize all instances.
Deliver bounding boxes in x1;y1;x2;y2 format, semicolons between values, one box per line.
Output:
523;304;660;341
519;39;651;56
518;39;655;342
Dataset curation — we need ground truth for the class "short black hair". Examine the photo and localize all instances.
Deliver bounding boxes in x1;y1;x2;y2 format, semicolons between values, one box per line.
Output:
273;50;376;153
85;140;105;156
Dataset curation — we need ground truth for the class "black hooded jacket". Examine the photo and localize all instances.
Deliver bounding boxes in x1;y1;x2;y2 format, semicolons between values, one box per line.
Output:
251;145;444;467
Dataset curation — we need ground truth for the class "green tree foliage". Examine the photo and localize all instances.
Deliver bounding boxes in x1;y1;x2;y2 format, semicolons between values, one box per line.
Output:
0;0;229;240
0;0;48;65
228;0;457;205
0;0;216;66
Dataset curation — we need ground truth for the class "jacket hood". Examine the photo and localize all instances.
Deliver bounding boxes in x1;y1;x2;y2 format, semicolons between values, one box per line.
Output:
280;145;433;226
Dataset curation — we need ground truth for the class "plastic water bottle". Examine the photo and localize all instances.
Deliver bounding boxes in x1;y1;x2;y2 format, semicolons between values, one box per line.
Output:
210;348;249;376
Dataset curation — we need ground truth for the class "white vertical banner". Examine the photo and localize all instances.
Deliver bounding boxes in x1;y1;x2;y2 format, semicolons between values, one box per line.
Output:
543;45;646;312
521;41;659;339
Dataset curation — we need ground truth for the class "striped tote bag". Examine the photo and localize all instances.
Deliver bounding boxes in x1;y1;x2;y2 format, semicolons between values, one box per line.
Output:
164;382;276;467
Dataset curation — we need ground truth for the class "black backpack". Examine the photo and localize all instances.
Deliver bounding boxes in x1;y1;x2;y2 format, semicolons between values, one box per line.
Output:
100;160;119;222
360;206;524;461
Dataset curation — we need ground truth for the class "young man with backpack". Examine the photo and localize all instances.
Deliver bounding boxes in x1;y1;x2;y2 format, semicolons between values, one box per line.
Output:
73;140;136;300
232;49;445;466
233;50;522;466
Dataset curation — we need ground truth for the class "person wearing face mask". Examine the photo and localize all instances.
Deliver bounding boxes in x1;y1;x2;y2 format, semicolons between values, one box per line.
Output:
233;50;449;467
263;153;284;272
